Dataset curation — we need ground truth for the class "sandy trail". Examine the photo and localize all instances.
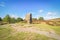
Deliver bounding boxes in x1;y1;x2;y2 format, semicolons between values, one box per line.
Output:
10;24;60;40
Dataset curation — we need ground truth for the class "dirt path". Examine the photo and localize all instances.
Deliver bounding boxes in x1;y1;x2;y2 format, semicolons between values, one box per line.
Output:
10;24;60;40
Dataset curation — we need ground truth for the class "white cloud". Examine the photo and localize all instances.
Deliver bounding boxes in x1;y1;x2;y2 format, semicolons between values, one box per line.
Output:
10;14;18;18
39;10;43;13
0;2;5;7
0;4;5;7
47;12;56;16
47;12;52;16
45;12;57;20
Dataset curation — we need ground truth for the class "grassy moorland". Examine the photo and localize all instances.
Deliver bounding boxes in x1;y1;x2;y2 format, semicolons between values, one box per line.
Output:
0;22;60;40
0;25;56;40
32;24;60;35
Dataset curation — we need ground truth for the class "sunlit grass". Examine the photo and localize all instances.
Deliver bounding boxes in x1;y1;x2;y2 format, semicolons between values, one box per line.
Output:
9;32;56;40
32;23;60;35
13;22;60;35
0;24;57;40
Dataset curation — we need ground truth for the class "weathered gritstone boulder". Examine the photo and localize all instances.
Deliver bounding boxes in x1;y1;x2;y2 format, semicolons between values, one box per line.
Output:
25;13;32;24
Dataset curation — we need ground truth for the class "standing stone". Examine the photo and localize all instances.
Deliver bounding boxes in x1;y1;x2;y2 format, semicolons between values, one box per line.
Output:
25;13;32;24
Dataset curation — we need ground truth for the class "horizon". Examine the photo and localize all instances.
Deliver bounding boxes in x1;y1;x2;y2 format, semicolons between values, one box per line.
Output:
0;0;60;20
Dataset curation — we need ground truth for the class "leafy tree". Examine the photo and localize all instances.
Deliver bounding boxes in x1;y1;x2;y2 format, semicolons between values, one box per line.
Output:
0;17;2;25
11;18;16;23
32;18;37;20
16;17;23;22
3;14;11;23
39;17;44;20
0;17;2;21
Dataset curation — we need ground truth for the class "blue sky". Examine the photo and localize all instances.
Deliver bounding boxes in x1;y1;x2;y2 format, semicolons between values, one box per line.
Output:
0;0;60;20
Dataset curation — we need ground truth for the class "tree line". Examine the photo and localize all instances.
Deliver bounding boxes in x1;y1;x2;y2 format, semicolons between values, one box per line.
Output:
0;14;23;24
0;14;44;24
